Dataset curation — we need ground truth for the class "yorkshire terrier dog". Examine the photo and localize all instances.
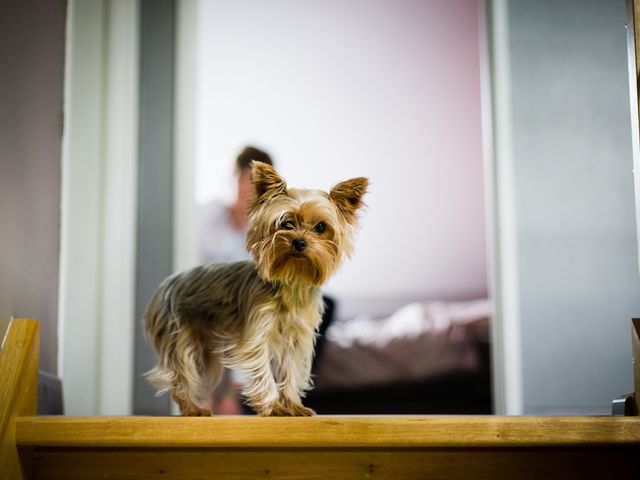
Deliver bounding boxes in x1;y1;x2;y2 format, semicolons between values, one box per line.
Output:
144;162;368;416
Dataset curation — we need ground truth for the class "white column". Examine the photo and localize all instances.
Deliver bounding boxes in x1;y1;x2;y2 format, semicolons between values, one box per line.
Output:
59;0;139;415
484;0;523;415
173;0;199;274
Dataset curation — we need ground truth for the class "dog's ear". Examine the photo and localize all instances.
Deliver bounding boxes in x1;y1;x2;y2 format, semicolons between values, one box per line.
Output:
250;161;287;207
329;177;369;224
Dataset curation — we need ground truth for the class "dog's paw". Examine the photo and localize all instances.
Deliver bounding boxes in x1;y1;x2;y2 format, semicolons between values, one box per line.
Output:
287;403;316;417
268;402;316;417
257;401;316;417
258;403;289;417
182;406;212;416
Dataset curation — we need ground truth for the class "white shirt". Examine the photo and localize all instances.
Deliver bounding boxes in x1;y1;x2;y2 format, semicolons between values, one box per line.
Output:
198;200;251;265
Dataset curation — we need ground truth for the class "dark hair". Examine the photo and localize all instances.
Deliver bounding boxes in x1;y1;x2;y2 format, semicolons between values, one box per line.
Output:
236;146;273;171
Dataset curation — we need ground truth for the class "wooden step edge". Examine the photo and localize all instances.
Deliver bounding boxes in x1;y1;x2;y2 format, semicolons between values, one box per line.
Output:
15;415;640;449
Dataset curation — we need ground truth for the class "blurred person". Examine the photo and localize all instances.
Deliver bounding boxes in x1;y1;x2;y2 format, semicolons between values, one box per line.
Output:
199;146;274;265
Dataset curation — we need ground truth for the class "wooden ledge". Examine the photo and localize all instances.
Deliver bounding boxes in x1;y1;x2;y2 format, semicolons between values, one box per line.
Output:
16;415;640;449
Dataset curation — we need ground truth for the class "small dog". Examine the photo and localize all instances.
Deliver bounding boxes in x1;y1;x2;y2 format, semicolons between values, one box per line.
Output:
144;162;368;416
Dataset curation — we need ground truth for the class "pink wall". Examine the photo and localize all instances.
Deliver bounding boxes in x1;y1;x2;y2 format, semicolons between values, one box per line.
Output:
0;0;66;373
196;0;486;313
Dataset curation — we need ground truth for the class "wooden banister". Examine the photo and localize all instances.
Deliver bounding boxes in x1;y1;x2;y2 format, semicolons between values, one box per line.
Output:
0;319;39;479
14;415;640;449
2;318;640;479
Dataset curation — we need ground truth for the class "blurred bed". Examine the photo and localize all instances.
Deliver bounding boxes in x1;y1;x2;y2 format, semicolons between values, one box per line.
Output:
305;299;492;414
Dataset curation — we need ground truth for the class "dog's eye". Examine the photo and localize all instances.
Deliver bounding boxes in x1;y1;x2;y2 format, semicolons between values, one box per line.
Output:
314;222;327;234
280;220;295;230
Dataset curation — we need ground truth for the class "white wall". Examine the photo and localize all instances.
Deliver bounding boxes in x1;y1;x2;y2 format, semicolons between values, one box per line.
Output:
196;0;487;312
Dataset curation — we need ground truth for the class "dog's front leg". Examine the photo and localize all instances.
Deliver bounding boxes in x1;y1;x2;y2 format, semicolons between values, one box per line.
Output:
238;345;281;416
273;335;316;416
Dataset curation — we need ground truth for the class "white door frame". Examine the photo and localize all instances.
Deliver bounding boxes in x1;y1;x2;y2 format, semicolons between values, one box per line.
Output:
173;0;199;274
482;0;523;415
171;0;523;416
59;0;139;416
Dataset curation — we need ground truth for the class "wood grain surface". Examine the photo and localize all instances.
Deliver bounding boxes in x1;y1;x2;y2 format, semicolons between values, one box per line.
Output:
29;447;640;480
0;319;39;480
16;415;640;448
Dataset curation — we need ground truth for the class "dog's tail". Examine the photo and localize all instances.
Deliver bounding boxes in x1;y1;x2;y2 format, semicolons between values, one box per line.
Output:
143;272;183;396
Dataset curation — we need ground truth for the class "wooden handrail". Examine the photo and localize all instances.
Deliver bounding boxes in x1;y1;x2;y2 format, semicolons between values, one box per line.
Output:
14;414;640;449
0;319;39;479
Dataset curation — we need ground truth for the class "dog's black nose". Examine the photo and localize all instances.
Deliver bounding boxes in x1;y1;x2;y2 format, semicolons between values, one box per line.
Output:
292;239;307;252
